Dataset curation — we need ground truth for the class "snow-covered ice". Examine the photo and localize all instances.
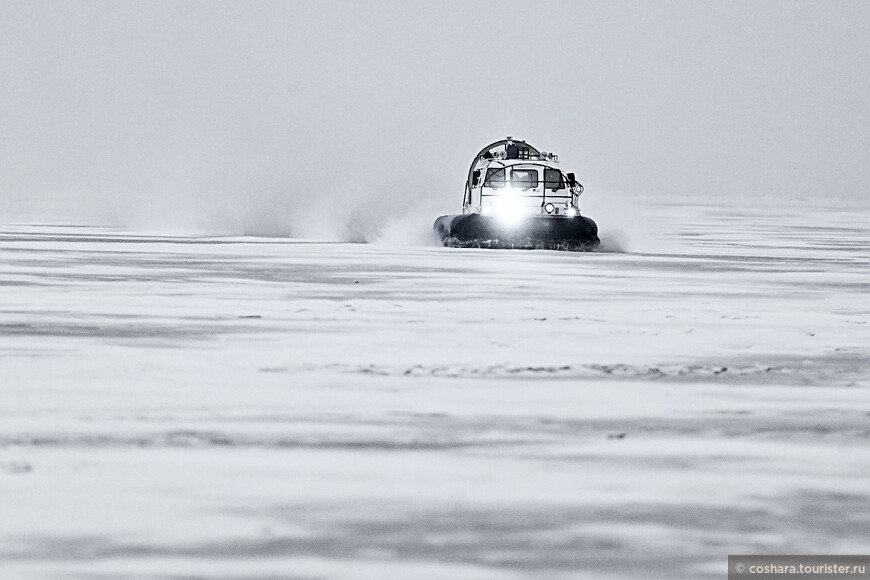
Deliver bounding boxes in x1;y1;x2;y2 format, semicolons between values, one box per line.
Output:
1;199;868;579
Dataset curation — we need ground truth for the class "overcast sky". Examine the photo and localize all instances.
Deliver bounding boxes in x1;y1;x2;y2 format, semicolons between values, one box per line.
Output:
2;1;868;233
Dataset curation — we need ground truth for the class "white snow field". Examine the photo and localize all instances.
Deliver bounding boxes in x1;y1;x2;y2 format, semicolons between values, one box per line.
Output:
1;199;868;579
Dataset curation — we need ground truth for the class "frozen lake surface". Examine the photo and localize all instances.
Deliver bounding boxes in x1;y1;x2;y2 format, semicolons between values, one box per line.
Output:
2;201;869;579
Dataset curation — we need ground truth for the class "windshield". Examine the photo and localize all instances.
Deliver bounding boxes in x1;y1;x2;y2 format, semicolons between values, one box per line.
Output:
544;168;565;190
483;166;546;190
483;167;506;188
510;168;538;189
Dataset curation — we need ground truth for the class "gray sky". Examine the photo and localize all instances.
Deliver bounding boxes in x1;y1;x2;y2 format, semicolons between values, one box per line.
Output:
2;1;868;233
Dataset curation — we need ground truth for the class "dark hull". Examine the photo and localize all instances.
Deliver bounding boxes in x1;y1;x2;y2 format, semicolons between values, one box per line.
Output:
433;213;600;251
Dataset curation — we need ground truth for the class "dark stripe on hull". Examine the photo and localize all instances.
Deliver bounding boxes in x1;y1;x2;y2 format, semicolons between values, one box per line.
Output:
433;214;600;252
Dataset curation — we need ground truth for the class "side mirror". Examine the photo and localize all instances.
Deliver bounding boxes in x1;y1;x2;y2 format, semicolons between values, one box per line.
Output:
471;170;481;187
567;172;576;187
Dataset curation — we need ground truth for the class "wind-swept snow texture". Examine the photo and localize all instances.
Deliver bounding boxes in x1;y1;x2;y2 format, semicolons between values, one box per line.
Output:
1;200;868;579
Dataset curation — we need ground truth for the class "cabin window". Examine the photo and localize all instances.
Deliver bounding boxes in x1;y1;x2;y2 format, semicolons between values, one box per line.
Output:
544;168;565;190
483;168;506;188
510;168;539;189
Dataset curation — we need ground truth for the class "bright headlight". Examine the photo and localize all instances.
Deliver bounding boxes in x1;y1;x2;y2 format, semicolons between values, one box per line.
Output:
565;207;577;218
491;194;526;225
544;203;555;214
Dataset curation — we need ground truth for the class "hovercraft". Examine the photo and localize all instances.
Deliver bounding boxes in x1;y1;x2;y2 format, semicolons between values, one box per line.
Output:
434;137;599;251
